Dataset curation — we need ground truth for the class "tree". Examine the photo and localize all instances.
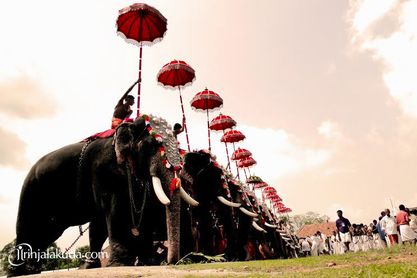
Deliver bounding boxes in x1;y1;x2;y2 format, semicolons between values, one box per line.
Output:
290;211;330;232
0;239;16;274
73;245;90;267
0;240;86;273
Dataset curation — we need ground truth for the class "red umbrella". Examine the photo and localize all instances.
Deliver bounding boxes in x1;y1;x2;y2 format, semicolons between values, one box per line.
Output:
237;157;257;168
221;130;245;143
117;3;167;116
209;113;236;170
262;186;276;193
273;202;285;208
209;114;236;131
157;60;196;151
278;207;292;213
191;88;223;151
231;148;252;161
246;175;264;184
268;195;282;202
263;192;278;199
266;193;282;201
254;182;268;189
157;60;195;87
221;130;246;179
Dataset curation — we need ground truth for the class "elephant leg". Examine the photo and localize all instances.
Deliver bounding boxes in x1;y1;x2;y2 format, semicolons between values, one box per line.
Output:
223;214;237;260
105;195;136;267
9;184;67;277
9;217;66;277
135;209;154;265
80;215;108;269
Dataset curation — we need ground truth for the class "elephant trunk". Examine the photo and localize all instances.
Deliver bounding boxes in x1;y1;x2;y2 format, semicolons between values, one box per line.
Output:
166;188;180;264
149;156;180;264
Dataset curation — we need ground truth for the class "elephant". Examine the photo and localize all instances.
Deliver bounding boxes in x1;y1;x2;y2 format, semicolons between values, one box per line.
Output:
181;150;261;260
8;115;198;277
180;151;300;261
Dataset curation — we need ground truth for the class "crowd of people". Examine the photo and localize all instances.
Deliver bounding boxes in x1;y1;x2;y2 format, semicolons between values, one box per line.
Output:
298;205;417;257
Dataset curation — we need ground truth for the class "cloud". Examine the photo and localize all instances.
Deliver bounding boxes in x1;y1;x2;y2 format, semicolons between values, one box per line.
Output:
318;121;343;140
0;74;56;119
348;0;398;39
349;0;417;119
0;127;29;169
280;115;417;224
182;123;332;183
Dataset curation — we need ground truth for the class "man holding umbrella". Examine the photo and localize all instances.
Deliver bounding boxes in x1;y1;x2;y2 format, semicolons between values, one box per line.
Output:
173;116;186;140
111;79;138;129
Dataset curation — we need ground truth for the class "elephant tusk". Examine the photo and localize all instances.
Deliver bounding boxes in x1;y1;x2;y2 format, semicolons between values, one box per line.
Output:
252;221;267;233
239;207;258;218
152;176;171;206
179;187;199;207
217;196;241;208
264;222;277;228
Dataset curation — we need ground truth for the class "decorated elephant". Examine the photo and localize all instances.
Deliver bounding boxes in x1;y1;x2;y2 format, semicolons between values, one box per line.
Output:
8;115;198;277
180;150;263;260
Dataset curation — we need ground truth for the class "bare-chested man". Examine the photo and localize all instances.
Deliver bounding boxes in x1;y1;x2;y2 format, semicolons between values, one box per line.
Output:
111;80;138;129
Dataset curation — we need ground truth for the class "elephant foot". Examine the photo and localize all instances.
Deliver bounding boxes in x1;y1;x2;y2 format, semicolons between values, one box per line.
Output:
79;258;101;269
106;242;135;267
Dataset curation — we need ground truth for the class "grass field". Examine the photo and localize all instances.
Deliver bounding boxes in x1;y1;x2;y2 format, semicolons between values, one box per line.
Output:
2;245;417;278
175;245;417;277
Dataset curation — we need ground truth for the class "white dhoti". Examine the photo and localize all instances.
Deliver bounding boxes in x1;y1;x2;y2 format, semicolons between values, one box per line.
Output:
399;225;417;242
311;243;318;256
352;236;361;252
339;232;351;243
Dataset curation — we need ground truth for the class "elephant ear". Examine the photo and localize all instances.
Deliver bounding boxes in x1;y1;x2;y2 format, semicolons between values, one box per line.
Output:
148;115;182;169
114;123;134;164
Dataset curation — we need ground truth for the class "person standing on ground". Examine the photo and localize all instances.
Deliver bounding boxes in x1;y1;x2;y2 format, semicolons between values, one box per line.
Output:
380;208;398;246
396;205;417;244
409;209;417;233
376;211;387;247
300;238;311;257
336;210;352;252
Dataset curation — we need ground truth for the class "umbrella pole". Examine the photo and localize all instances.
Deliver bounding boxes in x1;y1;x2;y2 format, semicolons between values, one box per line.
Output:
137;42;143;117
178;86;191;152
248;168;252;176
206;107;211;152
232;143;240;180
243;168;248;180
223;130;231;171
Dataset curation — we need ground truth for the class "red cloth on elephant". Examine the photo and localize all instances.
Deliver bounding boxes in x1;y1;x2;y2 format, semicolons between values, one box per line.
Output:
111;117;124;129
83;129;116;142
83;117;134;142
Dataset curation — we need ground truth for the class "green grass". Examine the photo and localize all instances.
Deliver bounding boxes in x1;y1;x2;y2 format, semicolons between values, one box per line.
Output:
174;245;417;277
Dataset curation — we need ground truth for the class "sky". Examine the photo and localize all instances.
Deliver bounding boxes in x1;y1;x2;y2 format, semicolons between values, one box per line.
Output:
1;0;417;249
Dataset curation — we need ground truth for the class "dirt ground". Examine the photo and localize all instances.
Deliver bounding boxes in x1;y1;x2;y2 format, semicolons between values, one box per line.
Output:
21;266;244;278
10;247;417;278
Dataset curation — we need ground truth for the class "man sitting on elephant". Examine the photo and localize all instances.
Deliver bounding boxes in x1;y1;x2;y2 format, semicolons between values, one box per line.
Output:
111;79;138;129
